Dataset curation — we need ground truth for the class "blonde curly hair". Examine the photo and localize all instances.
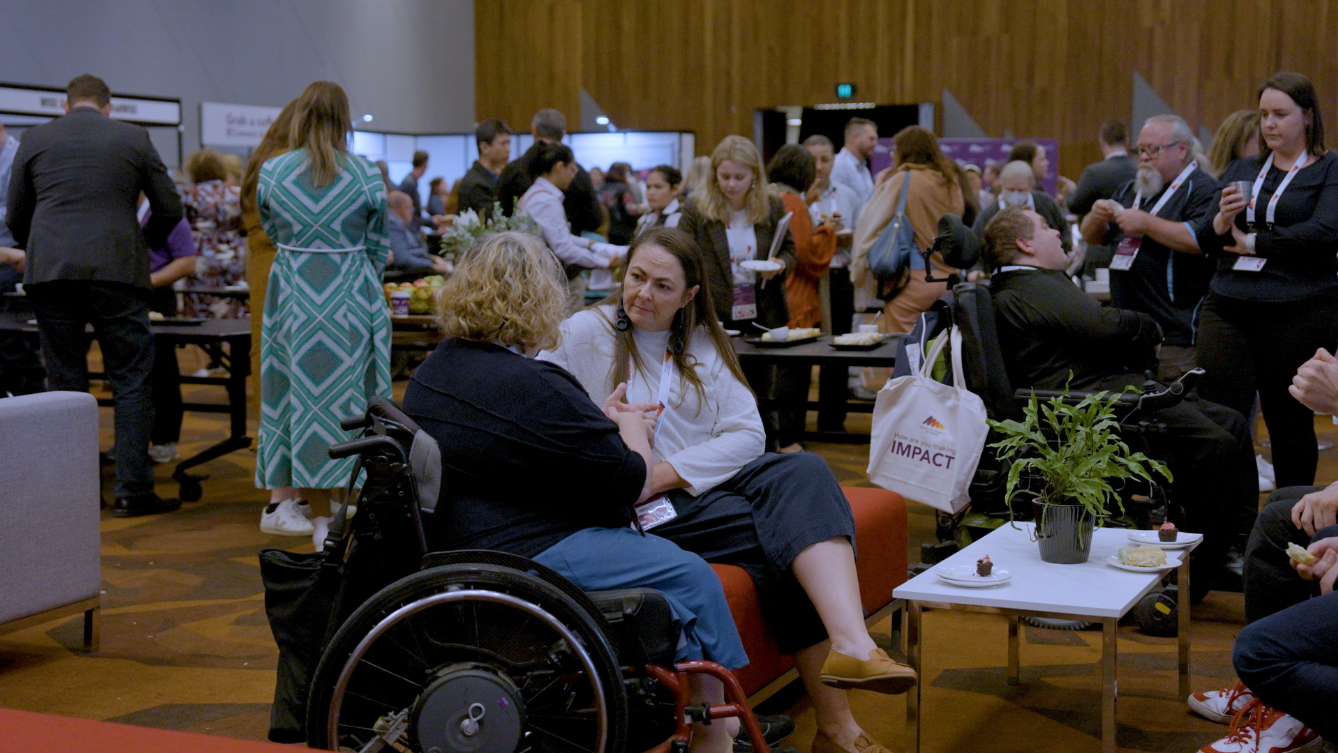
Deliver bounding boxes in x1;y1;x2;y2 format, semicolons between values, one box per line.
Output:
436;232;567;351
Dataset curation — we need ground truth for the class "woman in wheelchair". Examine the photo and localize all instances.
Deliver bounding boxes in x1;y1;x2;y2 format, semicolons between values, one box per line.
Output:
539;226;916;753
400;231;749;752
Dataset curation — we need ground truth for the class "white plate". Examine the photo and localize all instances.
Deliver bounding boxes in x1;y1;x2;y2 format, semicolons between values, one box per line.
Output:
740;259;783;272
1107;553;1182;573
723;329;741;336
1127;530;1203;550
934;565;1011;587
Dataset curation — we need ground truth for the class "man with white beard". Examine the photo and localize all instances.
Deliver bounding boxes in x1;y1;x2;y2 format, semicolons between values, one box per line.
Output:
1081;115;1221;381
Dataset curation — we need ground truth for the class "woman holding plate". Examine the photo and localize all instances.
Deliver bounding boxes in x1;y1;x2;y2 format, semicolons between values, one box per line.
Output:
677;136;803;451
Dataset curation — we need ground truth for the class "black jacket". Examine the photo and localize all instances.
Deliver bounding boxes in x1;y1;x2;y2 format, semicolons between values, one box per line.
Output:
1068;154;1138;218
403;338;644;557
991;266;1161;391
6;107;183;289
498;143;603;235
458;160;502;216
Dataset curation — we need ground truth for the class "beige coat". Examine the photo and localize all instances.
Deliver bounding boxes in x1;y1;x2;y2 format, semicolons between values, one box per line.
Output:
850;163;965;287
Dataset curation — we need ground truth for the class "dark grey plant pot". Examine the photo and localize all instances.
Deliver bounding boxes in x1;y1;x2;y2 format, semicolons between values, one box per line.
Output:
1032;500;1095;564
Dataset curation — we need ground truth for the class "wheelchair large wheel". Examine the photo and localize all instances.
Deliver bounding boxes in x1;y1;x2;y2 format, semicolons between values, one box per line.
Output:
307;563;629;753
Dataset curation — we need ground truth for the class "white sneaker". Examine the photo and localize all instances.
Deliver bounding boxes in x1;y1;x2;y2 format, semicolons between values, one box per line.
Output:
261;499;315;536
1190;680;1257;724
1198;699;1320;753
1257;455;1277;483
292;499;313;520
148;443;178;464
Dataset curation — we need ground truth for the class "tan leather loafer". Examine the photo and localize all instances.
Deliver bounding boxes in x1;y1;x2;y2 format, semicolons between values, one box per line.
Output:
819;647;918;695
812;730;893;753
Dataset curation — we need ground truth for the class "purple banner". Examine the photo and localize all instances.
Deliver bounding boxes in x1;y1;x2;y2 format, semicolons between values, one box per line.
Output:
872;137;1060;196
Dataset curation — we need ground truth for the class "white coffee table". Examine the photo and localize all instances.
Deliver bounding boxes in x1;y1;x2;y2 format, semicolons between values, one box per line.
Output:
893;523;1198;753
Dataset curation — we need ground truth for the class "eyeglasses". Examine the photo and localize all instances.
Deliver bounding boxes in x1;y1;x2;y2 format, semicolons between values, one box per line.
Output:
1136;141;1185;158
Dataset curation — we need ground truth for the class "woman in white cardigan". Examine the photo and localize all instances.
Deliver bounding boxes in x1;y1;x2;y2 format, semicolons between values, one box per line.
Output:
540;226;913;753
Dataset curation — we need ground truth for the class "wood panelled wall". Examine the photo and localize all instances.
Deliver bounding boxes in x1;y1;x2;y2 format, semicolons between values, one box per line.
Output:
475;0;1338;177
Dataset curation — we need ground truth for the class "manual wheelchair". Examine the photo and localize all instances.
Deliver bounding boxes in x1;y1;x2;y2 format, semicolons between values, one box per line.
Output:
285;395;776;753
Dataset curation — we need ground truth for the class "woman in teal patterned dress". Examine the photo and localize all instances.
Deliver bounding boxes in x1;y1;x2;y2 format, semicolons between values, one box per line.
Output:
254;81;391;536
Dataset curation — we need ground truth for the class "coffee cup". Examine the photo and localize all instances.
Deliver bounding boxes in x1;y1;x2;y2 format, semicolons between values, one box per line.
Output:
389;290;411;316
858;323;880;334
769;326;790;342
1229;180;1253;205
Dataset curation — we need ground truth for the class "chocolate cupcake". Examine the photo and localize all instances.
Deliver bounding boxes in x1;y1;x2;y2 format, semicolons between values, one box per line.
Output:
976;555;993;577
1158;522;1178;542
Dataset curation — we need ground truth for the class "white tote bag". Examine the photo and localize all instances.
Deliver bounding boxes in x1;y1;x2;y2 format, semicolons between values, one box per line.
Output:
867;325;987;513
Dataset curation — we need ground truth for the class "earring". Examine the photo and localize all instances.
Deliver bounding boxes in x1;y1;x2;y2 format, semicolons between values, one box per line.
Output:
615;305;631;332
670;309;687;353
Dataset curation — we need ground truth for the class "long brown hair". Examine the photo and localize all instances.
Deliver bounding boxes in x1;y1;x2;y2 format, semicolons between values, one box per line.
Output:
893;125;957;187
599;227;752;413
241;98;300;215
1258;71;1328;158
287;81;352;188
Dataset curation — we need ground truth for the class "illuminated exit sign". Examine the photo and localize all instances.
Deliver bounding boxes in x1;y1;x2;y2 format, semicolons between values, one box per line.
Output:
836;83;856;99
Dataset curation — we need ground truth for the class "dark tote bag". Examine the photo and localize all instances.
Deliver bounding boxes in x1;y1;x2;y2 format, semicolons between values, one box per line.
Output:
259;546;344;743
259;457;362;744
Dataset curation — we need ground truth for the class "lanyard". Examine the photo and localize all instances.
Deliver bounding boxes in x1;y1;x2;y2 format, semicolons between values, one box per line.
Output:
1133;161;1197;217
629;346;676;446
1247;153;1307;227
726;218;756;266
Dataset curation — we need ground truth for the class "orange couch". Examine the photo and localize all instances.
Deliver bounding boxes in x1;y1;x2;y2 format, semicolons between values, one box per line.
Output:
712;486;908;697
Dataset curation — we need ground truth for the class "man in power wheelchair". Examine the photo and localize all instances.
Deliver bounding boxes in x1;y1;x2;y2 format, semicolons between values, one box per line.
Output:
955;206;1257;600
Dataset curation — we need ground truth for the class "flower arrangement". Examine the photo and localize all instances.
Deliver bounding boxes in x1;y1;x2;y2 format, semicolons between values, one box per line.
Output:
437;202;541;260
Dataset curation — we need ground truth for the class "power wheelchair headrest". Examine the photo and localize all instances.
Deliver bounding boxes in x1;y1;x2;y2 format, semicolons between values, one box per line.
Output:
933;214;981;270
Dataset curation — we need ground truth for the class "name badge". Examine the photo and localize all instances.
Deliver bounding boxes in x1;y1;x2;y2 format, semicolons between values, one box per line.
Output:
1109;236;1141;271
732;283;757;321
634;493;678;531
1233;256;1267;272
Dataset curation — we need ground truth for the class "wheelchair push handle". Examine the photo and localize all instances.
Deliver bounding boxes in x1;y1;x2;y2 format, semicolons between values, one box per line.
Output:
340;413;371;431
328;434;405;460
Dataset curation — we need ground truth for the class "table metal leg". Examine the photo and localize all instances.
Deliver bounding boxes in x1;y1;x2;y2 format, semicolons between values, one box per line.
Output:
906;601;922;753
1007;615;1020;685
1179;555;1192;700
1102;616;1118;753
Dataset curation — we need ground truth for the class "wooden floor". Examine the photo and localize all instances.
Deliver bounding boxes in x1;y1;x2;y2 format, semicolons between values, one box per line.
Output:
1;360;1335;752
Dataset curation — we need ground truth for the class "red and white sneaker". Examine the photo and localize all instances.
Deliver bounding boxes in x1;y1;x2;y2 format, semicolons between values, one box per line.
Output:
1190;680;1257;724
1198;699;1321;753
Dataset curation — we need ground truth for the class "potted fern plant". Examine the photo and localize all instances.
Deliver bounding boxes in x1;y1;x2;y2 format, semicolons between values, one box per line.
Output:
988;386;1172;564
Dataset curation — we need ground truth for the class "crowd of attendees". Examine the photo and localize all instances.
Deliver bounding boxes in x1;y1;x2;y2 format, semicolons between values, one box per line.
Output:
3;70;1338;753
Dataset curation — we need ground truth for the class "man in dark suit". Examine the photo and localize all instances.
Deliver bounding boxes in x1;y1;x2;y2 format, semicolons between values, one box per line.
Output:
5;74;184;517
1068;121;1138;272
497;108;603;235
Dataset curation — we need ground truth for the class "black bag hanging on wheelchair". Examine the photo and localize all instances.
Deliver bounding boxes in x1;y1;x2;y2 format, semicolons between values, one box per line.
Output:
260;406;437;744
